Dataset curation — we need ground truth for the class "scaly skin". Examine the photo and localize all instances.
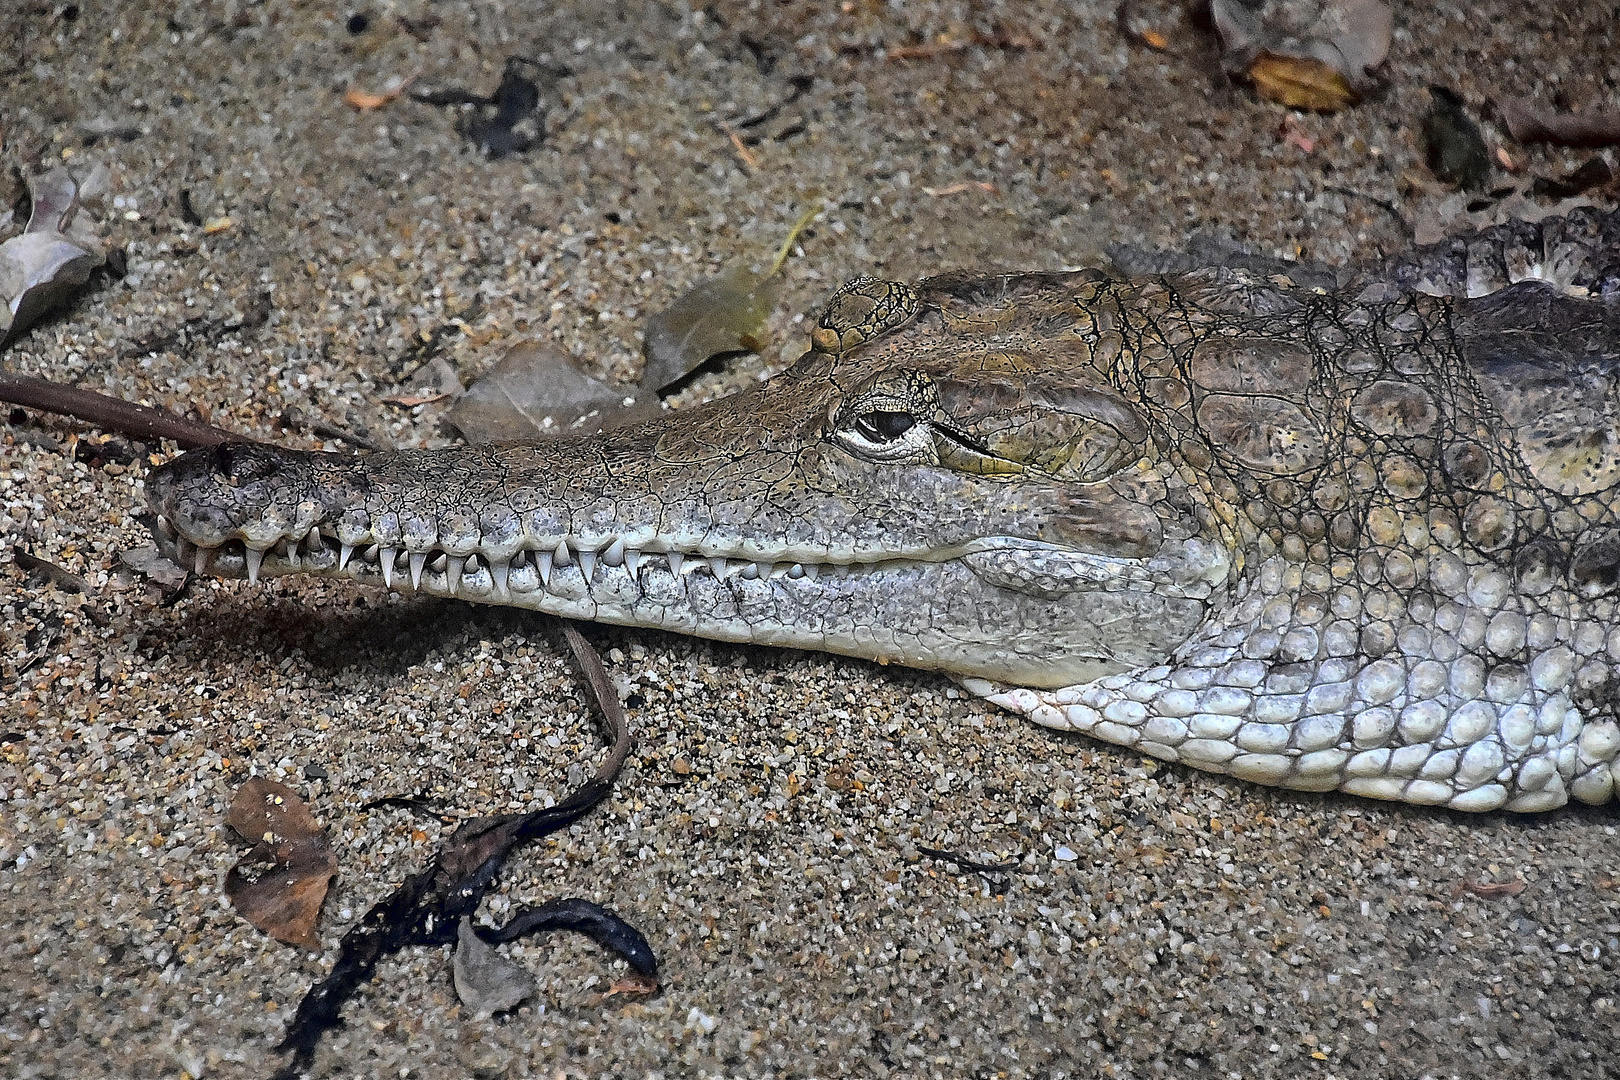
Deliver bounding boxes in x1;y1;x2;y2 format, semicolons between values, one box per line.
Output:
146;209;1620;812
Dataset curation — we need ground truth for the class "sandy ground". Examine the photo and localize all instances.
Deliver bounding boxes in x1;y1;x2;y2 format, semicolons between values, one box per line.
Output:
3;2;1619;1078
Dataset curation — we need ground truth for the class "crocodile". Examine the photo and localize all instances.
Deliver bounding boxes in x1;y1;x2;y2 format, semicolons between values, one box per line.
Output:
146;207;1620;813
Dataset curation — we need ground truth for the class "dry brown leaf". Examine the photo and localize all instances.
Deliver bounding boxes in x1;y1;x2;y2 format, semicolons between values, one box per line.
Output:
1450;878;1527;900
638;205;817;394
223;778;338;950
344;71;418;111
640;264;780;393
447;340;659;442
922;180;999;197
1248;52;1356;111
1497;96;1620;149
604;973;660;997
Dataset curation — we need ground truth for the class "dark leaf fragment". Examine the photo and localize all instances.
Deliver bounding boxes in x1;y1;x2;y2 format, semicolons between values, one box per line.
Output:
411;56;567;158
223;778;338;951
12;547;93;595
482;895;658;977
1423;86;1491;192
1528;157;1614;201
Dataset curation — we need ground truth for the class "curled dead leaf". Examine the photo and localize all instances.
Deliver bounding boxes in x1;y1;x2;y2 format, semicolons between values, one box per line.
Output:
0;168;107;346
1212;0;1390;111
118;544;188;589
223;778;337;950
640;264;780;393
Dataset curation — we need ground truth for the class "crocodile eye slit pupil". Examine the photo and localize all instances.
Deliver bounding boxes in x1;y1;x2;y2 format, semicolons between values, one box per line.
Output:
854;410;916;442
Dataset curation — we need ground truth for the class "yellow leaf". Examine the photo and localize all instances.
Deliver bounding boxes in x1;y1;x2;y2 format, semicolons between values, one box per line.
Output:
1248;52;1356;112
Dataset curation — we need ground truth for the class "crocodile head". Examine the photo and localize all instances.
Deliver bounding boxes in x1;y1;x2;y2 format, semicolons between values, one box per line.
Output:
146;273;1234;688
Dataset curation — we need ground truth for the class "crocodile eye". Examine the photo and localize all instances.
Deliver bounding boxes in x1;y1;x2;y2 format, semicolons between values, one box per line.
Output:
853;410;916;442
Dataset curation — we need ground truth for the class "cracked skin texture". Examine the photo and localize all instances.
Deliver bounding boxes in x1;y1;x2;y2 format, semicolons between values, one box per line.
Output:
147;208;1620;813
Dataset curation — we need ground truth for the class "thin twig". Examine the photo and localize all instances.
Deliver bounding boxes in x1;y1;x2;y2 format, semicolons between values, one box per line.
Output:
0;372;248;448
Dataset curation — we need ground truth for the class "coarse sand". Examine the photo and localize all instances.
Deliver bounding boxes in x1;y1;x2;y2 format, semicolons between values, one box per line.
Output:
3;3;1618;1078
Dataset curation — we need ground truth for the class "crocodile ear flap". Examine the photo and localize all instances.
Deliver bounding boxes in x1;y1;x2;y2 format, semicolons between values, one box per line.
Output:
931;374;1150;483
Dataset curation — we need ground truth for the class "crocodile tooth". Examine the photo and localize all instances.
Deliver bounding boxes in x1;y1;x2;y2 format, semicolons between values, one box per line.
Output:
379;547;396;588
337;543;354;572
787;563;804;579
491;559;510;596
245;546;265;584
446;555;465;595
665;551;684;578
751;561;771;579
709;557;731;579
554;539;572;566
194;545;212;575
800;563;820;581
510;550;529;569
602;537;626;566
536;549;554;586
578;548;598;582
175;537;193;569
409;551;427;587
285;537;300;570
624;548;641;575
307;525;321;552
